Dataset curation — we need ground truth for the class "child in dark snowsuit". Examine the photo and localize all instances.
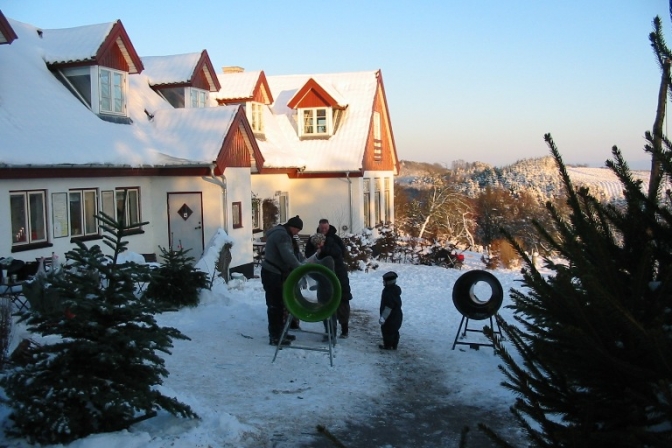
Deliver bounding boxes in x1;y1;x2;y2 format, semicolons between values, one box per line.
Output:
379;271;402;350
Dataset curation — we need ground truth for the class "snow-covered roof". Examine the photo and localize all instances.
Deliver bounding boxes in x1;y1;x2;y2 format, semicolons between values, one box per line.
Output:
39;22;113;65
259;71;378;172
142;53;202;86
0;18;238;168
215;70;263;101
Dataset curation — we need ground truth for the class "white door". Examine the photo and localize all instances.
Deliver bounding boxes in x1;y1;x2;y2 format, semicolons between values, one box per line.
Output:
168;193;204;260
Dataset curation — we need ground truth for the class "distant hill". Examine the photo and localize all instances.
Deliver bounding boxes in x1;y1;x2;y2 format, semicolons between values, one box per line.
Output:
398;157;653;203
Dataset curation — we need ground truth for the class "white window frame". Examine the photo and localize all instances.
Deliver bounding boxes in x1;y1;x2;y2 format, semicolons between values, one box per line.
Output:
114;188;141;228
250;102;264;132
299;107;332;137
189;88;208;108
98;67;127;115
10;190;48;246
384;177;391;223
363;178;371;228
251;196;261;229
69;189;99;237
374;178;382;225
277;192;289;223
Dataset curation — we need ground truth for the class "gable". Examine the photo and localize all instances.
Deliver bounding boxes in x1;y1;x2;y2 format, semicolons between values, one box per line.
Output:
286;78;346;110
215;107;264;173
361;71;399;174
0;10;17;45
192;50;220;92
45;20;143;74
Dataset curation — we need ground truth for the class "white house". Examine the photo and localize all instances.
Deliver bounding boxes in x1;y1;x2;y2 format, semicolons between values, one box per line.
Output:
0;11;399;280
0;13;260;277
214;68;400;238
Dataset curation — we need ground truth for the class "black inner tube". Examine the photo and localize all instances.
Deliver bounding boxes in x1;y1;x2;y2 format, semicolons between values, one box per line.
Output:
452;270;504;320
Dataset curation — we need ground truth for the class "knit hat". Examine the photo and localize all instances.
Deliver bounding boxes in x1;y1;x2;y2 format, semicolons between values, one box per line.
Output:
383;271;398;282
310;233;326;246
286;215;303;230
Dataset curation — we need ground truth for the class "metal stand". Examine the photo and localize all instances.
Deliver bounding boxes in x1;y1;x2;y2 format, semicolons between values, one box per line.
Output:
272;313;336;366
451;314;502;351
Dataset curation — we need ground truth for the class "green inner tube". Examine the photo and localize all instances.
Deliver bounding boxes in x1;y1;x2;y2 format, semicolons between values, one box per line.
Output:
283;263;341;322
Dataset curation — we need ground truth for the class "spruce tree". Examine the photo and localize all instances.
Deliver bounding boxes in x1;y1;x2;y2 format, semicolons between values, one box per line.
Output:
481;10;672;448
0;211;198;445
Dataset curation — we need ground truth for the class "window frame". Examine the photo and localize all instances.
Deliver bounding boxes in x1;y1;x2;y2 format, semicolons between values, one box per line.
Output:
68;188;99;238
107;187;143;231
98;66;126;115
10;190;48;247
189;88;208;108
251;196;261;230
250;102;264;133
232;202;243;229
299;107;332;137
363;178;371;228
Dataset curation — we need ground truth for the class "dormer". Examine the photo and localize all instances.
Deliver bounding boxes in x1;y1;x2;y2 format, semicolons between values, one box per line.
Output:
0;10;18;45
44;20;143;123
215;67;273;135
143;50;221;109
286;78;347;139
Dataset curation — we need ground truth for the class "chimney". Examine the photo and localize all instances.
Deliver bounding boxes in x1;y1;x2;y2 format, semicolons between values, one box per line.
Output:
222;66;244;74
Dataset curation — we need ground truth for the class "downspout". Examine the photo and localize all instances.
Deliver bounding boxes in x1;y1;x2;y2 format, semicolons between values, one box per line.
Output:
202;163;228;231
346;171;353;233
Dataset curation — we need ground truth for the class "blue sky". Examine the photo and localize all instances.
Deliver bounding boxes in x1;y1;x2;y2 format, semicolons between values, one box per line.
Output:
2;0;669;169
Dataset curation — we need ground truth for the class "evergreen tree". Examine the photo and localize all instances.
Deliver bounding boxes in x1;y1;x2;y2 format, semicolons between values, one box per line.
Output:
481;10;672;448
145;245;209;310
0;211;198;445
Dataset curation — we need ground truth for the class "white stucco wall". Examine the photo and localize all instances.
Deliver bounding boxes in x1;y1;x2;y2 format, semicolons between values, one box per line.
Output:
1;172;254;270
251;171;395;238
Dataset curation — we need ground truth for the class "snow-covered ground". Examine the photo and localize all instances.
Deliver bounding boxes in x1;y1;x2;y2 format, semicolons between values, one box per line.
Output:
0;248;543;447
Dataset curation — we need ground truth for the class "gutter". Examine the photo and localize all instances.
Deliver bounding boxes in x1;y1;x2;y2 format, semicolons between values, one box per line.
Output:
202;163;228;231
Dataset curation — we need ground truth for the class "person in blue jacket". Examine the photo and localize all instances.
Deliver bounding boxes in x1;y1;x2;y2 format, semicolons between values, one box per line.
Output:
379;271;403;350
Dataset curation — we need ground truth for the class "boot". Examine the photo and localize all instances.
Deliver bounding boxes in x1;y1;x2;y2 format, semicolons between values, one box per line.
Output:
270;337;291;346
340;323;349;338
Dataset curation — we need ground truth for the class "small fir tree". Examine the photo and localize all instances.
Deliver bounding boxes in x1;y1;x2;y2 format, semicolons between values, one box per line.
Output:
145;246;209;309
480;11;672;445
0;211;198;444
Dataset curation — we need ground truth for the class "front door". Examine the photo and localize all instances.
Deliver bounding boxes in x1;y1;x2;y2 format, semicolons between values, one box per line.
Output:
167;192;204;260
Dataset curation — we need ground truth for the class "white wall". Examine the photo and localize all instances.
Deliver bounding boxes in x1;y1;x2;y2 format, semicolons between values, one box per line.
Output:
1;172;254;269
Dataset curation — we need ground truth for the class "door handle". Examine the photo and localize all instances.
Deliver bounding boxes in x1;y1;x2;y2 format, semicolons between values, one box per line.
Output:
194;226;202;230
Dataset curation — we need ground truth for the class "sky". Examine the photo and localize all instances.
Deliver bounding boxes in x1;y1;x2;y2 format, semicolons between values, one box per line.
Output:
2;0;670;169
0;233;536;447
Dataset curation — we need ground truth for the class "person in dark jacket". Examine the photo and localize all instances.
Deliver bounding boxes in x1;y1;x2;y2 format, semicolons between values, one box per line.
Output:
261;215;308;346
305;219;353;338
379;271;402;350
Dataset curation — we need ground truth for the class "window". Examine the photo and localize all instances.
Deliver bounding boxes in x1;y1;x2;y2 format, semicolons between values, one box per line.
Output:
62;66;92;107
161;87;186;108
363;178;371;228
300;107;331;137
374;178;381;225
232;202;242;229
115;188;141;228
250;102;264;132
10;190;47;246
251;196;261;230
69;189;98;237
99;67;126;115
190;88;208;108
373;111;382;161
384;177;391;223
277;192;289;223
